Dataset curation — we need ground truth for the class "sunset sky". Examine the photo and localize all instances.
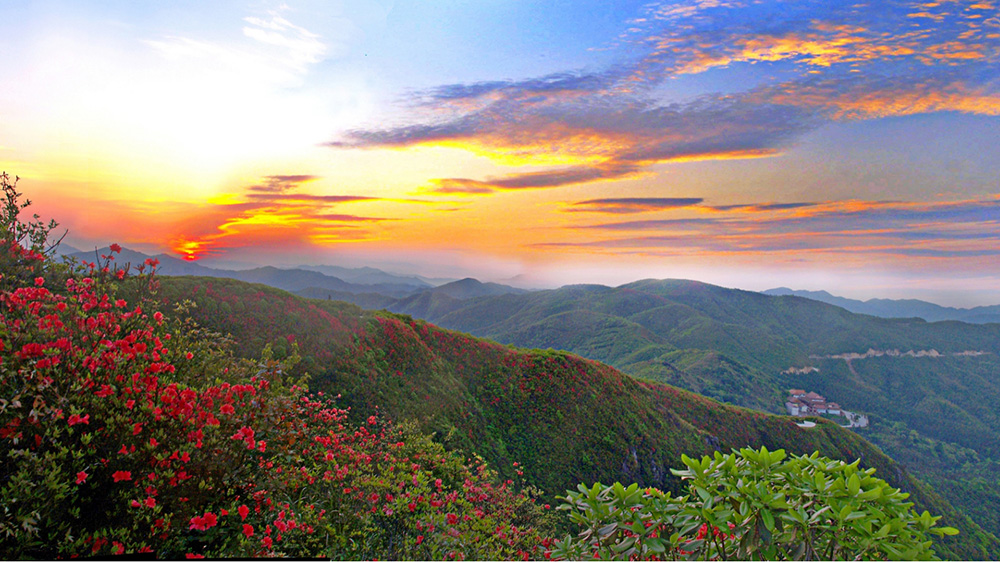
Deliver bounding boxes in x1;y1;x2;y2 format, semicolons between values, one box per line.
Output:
2;0;998;305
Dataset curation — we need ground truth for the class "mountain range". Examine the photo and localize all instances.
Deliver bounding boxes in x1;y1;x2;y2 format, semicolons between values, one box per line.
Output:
153;274;1000;560
297;277;1000;546
69;246;1000;551
64;246;475;298
764;287;1000;324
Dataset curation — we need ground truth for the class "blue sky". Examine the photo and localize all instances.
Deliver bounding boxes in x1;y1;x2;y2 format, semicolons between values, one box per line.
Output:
1;0;998;305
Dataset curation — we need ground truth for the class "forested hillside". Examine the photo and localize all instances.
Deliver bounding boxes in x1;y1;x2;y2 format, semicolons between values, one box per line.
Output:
155;276;1000;559
317;278;1000;542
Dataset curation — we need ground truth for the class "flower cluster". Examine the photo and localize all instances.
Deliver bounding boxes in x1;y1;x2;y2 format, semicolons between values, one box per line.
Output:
0;183;554;559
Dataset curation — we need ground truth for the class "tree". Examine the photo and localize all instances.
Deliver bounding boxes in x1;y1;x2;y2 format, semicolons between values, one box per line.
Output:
551;447;957;560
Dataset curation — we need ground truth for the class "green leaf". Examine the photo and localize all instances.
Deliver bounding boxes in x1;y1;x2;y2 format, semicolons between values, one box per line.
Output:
848;473;861;496
645;538;666;553
858;487;882;500
761;508;775;532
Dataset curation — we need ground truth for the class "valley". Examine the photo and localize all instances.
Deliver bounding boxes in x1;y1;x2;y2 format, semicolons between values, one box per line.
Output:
51;246;1000;556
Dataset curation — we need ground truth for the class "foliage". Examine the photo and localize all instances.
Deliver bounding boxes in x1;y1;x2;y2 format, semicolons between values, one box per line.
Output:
0;171;66;292
354;275;1000;545
552;447;958;561
154;276;998;560
0;185;554;559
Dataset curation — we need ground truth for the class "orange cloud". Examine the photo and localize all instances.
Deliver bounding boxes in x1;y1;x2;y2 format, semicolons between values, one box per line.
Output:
764;77;1000;119
154;176;398;260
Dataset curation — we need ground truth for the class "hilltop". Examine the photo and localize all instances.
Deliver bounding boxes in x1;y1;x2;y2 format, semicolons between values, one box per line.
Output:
301;277;1000;542
154;275;1000;559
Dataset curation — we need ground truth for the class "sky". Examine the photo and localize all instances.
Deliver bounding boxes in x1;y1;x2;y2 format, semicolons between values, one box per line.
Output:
1;0;998;306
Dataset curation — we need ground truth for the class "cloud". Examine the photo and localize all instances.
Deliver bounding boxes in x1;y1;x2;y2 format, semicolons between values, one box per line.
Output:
163;175;392;259
242;12;326;72
314;213;395;222
565;197;705;214
557;197;1000;257
337;93;815;191
245;193;378;204
710;202;818;212
247;174;321;193
328;0;999;194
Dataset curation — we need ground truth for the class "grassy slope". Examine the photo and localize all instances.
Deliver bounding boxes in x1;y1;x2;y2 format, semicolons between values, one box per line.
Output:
156;276;1000;560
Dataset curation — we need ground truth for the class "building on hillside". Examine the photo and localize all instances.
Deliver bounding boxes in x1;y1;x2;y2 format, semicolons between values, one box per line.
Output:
785;390;840;416
786;389;864;427
785;397;809;416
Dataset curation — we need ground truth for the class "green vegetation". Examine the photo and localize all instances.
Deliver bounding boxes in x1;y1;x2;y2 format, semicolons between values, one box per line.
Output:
1;177;994;559
0;179;553;559
155;275;1000;559
554;448;957;561
362;278;1000;543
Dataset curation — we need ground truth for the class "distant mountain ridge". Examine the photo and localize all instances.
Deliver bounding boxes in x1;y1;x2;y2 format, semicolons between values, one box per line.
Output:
764;287;1000;324
64;246;524;300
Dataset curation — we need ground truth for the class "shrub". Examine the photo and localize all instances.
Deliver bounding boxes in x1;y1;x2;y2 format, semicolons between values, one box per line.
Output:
551;447;957;560
0;178;554;559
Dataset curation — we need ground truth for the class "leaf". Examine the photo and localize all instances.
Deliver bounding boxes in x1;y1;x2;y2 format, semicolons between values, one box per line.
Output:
645;538;666;553
761;508;775;531
858;487;882;501
598;523;618;538
848;473;861;496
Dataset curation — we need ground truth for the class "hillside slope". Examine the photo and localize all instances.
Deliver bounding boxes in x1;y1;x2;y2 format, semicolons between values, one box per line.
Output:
155;276;1000;560
330;278;1000;542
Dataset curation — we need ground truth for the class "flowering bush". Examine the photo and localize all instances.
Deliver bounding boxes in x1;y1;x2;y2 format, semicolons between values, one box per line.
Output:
0;178;554;559
550;447;957;561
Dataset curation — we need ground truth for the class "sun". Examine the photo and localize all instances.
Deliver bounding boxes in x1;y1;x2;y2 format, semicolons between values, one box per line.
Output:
170;237;208;262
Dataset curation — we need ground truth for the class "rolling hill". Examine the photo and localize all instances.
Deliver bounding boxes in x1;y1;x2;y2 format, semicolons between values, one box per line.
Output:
153;275;1000;559
307;277;1000;542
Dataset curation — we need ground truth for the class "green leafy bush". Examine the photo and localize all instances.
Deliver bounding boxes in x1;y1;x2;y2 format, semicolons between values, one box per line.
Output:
552;447;957;560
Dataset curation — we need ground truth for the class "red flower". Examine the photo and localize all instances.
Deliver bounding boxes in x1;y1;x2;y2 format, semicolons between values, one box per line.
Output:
243;524;254;538
416;535;424;545
144;497;156;508
68;414;89;426
261;537;273;548
109;243;121;253
189;512;218;531
112;470;132;482
75;471;87;484
34;277;44;286
238;504;250;521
